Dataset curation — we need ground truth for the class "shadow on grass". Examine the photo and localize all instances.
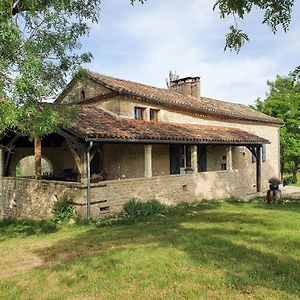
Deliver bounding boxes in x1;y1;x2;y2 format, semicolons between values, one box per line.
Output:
33;201;300;298
0;219;58;241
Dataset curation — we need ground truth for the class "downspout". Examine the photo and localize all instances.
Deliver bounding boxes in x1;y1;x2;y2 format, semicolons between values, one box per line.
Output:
86;141;93;222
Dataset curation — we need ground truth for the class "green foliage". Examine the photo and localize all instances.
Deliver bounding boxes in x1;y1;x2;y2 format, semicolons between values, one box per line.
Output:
213;0;294;52
123;198;168;217
0;219;57;239
283;175;296;186
254;73;300;179
52;195;75;222
0;0;145;139
268;177;281;184
1;201;300;299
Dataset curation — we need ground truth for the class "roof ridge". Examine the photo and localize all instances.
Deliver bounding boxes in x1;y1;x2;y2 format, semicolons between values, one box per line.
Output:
82;70;281;125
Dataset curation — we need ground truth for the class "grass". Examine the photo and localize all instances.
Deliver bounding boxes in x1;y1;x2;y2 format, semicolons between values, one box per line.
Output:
0;199;300;299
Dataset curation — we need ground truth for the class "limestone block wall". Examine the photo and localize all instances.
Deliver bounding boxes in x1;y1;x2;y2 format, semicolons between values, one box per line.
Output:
1;178;83;219
59;77;112;104
84;169;251;217
1;169;253;220
95;97;280;191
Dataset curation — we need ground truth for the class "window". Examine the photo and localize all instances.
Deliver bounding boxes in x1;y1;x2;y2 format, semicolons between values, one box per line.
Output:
170;145;192;174
80;90;86;101
252;145;267;163
150;109;160;121
134;107;145;120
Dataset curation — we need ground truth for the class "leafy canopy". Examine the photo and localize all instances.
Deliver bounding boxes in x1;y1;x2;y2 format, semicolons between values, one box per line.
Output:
254;74;300;177
213;0;295;52
0;0;144;140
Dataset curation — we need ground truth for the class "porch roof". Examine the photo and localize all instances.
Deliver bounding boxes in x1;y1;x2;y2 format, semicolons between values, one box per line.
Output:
67;106;269;145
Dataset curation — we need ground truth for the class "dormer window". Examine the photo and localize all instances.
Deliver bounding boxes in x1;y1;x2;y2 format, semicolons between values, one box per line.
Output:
134;107;145;120
150;109;160;121
80;90;86;101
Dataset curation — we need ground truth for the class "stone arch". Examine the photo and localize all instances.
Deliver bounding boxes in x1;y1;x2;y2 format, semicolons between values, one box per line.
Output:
14;155;53;178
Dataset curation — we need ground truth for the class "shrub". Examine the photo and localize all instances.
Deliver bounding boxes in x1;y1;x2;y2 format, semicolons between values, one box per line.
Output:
52;195;75;222
123;198;168;217
268;177;281;185
283;175;297;186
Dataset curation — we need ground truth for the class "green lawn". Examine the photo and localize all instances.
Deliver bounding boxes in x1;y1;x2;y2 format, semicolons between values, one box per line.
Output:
1;199;300;299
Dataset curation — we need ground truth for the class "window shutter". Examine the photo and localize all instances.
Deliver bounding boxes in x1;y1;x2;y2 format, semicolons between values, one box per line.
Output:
262;144;267;162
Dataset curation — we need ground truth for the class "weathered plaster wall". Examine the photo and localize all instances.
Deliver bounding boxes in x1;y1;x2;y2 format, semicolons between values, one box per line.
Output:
19;156;52;177
102;143;170;180
95;96;280;191
8;141;79;178
59;78;112;104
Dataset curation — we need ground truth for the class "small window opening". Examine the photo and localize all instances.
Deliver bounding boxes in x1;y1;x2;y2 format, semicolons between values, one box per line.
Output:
134;107;146;120
150;109;160;121
221;163;227;170
80;90;86;101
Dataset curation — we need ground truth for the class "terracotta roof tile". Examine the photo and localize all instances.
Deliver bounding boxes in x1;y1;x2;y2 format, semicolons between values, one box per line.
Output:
86;71;280;125
68;106;269;145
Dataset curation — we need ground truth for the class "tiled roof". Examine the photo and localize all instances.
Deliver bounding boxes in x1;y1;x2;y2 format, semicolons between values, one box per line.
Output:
85;71;280;125
67;106;269;145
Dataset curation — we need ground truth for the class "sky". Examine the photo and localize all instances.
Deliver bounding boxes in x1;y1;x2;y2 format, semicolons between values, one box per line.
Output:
80;0;300;105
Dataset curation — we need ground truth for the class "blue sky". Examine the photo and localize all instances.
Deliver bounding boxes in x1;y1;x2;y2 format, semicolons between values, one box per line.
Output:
81;0;300;105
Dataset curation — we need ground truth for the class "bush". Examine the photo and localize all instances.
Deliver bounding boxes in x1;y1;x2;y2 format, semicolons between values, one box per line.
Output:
283;175;297;186
52;195;75;222
123;199;168;217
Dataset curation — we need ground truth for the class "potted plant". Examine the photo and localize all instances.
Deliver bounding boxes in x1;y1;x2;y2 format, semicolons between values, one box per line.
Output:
268;177;281;191
90;173;101;183
185;167;194;175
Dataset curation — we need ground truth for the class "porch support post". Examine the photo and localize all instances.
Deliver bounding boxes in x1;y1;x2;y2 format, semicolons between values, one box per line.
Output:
34;137;42;180
226;146;233;171
191;145;198;173
0;148;4;220
0;148;4;178
256;146;262;193
144;144;152;178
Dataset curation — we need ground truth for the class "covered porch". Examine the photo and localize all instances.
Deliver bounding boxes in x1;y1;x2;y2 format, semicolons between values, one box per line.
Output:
0;106;269;219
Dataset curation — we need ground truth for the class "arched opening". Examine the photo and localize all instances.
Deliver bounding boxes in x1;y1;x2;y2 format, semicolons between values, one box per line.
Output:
80;90;86;101
16;156;53;178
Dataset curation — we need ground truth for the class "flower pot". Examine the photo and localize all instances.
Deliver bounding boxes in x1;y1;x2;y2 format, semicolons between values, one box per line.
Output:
90;178;100;184
269;183;279;191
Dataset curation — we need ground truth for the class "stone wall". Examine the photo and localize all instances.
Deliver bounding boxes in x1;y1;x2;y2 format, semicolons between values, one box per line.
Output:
8;141;79;178
96;96;280;190
0;177;83;219
1;169;252;220
83;170;251;217
19;156;52;177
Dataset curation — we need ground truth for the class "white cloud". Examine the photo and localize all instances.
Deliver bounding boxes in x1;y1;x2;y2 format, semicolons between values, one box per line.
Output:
84;0;300;105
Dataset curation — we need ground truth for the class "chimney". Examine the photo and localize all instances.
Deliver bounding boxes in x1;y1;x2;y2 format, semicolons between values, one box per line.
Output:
170;76;201;99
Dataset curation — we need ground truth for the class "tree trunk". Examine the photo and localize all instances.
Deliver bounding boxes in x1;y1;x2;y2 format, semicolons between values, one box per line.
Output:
35;137;42;180
292;163;298;183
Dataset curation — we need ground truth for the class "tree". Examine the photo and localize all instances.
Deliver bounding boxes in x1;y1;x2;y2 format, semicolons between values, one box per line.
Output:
213;0;295;53
254;74;300;181
0;0;145;179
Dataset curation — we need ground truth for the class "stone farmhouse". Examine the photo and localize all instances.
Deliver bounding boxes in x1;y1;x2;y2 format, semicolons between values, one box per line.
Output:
0;71;281;219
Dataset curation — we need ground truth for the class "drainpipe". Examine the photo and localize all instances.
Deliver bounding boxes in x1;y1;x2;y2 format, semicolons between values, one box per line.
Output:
86;141;93;222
